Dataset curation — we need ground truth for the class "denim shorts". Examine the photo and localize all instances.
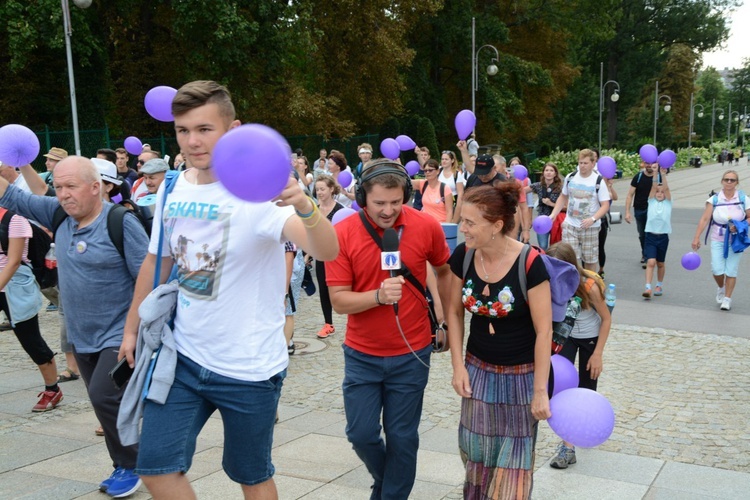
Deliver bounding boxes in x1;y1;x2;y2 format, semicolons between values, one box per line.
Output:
136;352;286;485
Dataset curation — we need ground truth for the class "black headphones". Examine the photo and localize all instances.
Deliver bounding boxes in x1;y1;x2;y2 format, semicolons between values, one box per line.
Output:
354;161;414;207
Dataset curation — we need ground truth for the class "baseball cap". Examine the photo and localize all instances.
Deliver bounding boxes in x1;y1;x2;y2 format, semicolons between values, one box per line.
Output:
140;158;169;175
43;147;68;161
474;155;495;175
91;158;122;185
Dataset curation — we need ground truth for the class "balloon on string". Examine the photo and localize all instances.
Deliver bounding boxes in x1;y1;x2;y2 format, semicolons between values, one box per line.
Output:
681;252;701;271
396;135;416;151
532;215;553;234
380;138;400;160
405;160;421;177
513;164;528;181
332;207;357;225
144;86;178;122
454;109;476;140
338;170;353;189
123;136;143;156
0;124;40;167
212;124;291;203
549;354;578;397
597;156;617;179
657;149;677;169
547;388;615;448
639;144;658;164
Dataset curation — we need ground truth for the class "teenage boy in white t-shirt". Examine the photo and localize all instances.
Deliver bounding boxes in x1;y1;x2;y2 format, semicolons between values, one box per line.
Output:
549;149;611;271
122;80;339;499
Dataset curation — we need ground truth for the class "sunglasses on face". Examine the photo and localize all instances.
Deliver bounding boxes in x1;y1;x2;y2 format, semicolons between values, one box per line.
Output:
442;151;454;157
723;178;738;183
423;168;437;173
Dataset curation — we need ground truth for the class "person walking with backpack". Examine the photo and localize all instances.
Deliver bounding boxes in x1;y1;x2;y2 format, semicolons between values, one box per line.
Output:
411;159;453;223
624;161;661;269
545;242;612;469
691;170;749;311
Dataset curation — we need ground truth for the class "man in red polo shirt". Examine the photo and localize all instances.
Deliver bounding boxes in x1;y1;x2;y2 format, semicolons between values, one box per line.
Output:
327;159;451;499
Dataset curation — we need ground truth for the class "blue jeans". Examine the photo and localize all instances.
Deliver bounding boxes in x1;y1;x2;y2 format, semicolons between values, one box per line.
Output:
634;208;648;258
342;344;431;500
136;353;285;485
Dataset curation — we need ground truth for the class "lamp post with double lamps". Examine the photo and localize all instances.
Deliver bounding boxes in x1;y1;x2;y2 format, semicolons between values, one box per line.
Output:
653;81;672;146
598;62;620;153
712;101;725;145
62;0;93;156
728;110;739;143
471;17;500;131
688;93;704;148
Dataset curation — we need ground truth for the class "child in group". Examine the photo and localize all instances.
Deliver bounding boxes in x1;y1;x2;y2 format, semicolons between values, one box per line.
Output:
545;242;612;469
642;169;672;298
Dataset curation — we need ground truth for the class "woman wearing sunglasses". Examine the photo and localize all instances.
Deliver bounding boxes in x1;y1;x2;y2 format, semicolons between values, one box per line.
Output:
411;159;454;223
691;170;750;311
438;150;466;223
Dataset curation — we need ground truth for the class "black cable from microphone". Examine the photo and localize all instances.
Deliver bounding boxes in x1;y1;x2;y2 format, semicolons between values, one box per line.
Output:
382;227;400;315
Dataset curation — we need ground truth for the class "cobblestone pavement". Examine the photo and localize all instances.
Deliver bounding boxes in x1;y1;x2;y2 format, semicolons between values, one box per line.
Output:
2;290;749;478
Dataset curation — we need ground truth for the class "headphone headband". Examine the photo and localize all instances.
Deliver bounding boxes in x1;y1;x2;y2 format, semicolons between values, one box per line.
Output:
355;160;413;207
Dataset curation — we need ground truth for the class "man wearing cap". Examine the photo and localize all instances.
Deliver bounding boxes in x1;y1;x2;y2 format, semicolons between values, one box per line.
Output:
130;159;168;203
137;150;160;173
0;156;149;497
41;147;68;187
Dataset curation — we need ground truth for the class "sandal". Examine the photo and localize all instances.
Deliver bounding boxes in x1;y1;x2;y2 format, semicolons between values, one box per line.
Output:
95;425;104;436
57;369;80;383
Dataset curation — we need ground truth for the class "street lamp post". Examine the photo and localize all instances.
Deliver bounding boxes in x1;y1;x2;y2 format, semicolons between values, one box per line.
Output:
598;61;620;153
712;100;725;145
688;93;704;148
471;17;499;127
728;105;738;143
653;80;671;146
62;0;92;156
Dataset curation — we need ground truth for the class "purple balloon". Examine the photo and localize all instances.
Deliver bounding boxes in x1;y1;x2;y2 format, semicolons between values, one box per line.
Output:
681;252;701;271
597;156;617;179
124;136;143;156
380;138;400;160
548;388;615;448
396;135;416;151
532;215;553;234
338;170;353;189
0;124;40;167
405;160;420;177
213;124;291;203
144;86;178;122
639;144;658;164
351;200;360;211
331;207;357;225
455;109;476;140
658;149;677;169
549;354;578;397
513;164;528;181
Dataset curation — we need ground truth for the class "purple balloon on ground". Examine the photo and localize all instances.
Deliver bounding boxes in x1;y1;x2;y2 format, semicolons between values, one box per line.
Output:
212;124;291;203
639;144;658;164
549;354;578;397
548;388;615;448
597;156;617;179
144;86;178;122
658;149;677;169
396;135;416;151
0;124;40;167
332;207;357;225
338;170;353;189
532;215;553;234
513;165;528;181
681;252;701;271
380;138;400;160
124;136;142;156
405;160;420;177
454;109;476;140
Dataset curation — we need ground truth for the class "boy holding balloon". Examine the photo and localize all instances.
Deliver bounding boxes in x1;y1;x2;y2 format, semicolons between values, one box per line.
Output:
642;169;672;299
121;80;339;500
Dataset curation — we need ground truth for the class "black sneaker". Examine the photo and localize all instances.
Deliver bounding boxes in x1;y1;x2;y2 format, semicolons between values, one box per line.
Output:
641;257;647;269
288;342;295;355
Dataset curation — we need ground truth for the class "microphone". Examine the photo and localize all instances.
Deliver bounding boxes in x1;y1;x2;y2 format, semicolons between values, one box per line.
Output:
381;228;401;314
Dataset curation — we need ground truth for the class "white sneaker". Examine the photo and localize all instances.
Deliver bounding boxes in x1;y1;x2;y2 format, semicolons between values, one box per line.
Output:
721;297;732;311
716;287;726;304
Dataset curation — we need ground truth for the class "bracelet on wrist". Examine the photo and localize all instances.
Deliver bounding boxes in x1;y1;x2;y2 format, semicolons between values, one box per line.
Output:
295;199;317;219
375;289;383;306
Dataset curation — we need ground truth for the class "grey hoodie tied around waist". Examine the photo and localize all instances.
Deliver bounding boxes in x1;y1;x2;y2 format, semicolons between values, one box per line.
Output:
117;280;179;446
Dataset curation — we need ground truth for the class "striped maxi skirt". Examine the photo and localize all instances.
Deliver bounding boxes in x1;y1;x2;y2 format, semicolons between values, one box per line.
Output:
459;353;538;500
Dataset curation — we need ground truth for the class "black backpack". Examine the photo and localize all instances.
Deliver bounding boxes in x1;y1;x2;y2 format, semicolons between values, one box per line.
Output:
0;208;57;289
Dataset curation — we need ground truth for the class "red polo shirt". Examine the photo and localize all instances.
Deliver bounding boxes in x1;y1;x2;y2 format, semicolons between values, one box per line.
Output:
326;206;450;356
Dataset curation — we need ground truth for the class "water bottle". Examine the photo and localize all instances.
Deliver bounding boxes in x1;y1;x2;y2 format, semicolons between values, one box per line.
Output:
605;283;616;311
45;243;57;270
551;297;581;353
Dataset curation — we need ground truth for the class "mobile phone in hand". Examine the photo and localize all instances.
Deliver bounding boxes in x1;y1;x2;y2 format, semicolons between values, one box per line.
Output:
108;357;134;389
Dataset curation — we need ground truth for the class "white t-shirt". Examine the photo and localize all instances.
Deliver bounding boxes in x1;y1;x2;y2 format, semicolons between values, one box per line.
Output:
438;169;466;199
150;172;294;381
707;191;746;242
562;172;610;228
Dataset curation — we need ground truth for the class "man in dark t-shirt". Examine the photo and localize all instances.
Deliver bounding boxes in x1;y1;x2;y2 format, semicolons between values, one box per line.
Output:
625;161;661;266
